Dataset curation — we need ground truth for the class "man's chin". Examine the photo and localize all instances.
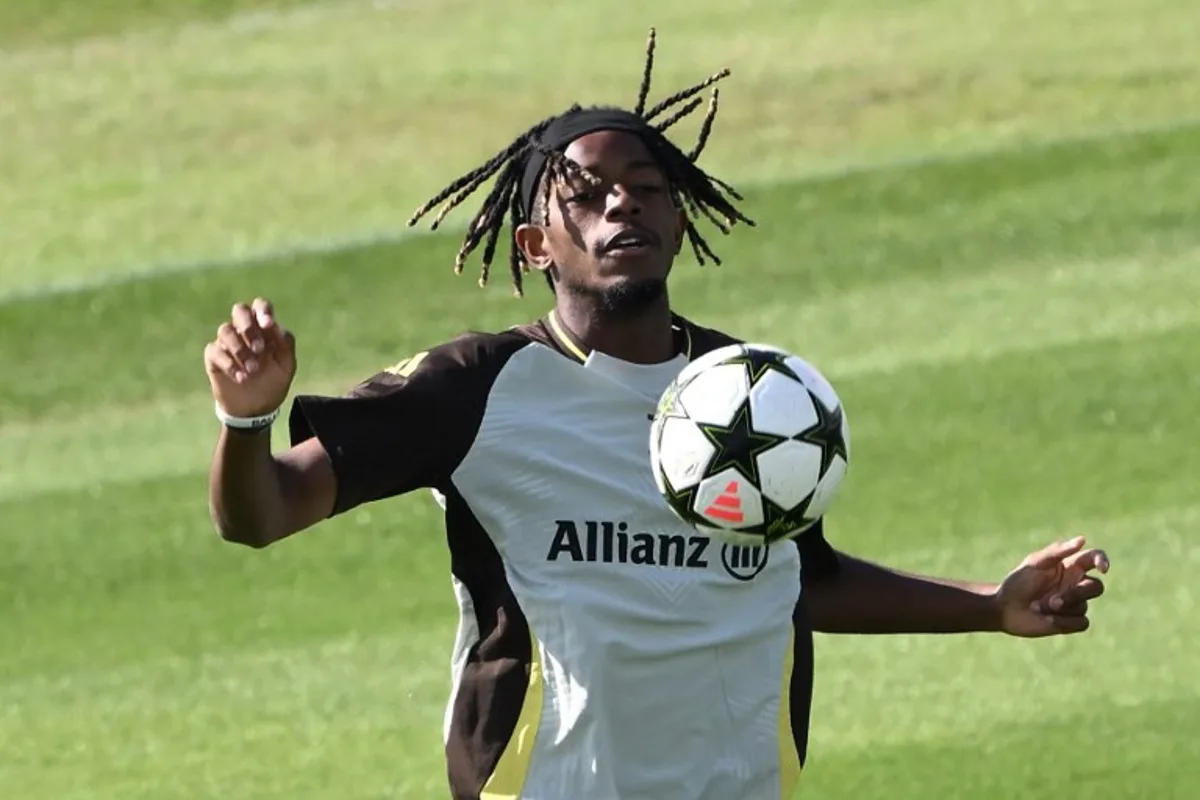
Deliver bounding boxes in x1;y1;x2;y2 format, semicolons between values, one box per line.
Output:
570;276;668;319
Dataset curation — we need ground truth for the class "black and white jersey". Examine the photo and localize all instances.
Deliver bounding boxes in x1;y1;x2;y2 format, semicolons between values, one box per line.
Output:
288;310;839;800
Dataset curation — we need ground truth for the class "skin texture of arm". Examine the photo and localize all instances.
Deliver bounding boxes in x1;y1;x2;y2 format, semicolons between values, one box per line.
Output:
805;538;1108;638
208;431;336;549
805;552;1002;634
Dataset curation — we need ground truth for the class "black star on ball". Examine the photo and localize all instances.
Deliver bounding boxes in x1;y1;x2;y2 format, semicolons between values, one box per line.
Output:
664;482;704;526
698;400;788;486
761;493;817;543
727;348;800;385
793;392;848;476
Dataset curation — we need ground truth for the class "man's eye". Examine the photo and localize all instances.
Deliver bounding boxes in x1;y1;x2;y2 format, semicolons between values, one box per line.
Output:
567;191;599;203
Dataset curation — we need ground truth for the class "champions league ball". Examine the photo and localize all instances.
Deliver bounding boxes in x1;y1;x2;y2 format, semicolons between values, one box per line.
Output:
649;343;850;547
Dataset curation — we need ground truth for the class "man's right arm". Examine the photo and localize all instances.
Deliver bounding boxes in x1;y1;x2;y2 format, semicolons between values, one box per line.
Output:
204;297;334;548
204;297;490;549
208;429;335;548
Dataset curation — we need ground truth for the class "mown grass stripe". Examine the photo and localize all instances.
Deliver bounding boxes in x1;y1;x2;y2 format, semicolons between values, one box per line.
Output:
3;250;1197;502
0;112;1196;306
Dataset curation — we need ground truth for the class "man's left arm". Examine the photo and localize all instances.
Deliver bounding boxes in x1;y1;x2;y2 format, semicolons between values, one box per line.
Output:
801;531;1110;638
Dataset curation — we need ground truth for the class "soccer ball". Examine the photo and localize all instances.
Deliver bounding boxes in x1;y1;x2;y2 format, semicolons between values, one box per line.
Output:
649;343;850;547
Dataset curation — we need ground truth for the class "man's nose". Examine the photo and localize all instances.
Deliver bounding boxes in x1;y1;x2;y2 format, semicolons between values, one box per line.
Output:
604;184;642;219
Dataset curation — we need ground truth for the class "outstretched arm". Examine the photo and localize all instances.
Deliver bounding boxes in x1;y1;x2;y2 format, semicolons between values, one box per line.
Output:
805;537;1110;638
804;552;1001;634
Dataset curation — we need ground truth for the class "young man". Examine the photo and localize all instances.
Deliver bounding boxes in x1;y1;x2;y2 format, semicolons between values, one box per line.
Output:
203;31;1109;800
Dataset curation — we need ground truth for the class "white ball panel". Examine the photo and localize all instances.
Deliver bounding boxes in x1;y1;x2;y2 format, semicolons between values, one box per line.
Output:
691;468;764;530
804;455;848;520
656;417;716;492
755;440;823;510
678;362;751;426
678;343;745;382
784;355;840;414
747;370;819;437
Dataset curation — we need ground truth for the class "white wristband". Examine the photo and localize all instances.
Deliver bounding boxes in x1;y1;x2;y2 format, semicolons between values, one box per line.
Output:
215;401;280;431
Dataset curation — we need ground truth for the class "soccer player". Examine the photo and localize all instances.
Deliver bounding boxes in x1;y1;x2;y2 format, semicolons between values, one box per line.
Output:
203;31;1109;800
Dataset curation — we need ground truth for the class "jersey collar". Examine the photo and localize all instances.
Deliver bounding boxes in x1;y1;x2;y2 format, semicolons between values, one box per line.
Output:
543;309;694;365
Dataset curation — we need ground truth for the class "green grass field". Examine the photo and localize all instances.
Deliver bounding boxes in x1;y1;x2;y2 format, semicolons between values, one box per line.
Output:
2;1;1198;797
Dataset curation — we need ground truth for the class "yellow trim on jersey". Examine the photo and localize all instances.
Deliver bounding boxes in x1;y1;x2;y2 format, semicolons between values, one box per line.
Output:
546;311;589;363
548;309;695;363
481;635;545;799
779;627;803;799
384;350;429;377
679;323;693;359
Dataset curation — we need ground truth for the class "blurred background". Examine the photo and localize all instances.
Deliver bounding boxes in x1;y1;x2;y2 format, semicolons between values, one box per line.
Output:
1;1;1197;797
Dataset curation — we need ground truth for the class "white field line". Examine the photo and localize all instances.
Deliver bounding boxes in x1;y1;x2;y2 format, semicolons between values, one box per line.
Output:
0;1;405;59
1;111;1198;307
1;0;1197;303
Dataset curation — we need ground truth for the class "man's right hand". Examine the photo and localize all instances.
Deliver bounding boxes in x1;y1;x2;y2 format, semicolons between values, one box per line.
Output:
204;298;297;418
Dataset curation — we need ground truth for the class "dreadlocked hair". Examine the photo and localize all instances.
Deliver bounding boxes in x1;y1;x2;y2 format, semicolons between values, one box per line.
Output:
406;27;754;298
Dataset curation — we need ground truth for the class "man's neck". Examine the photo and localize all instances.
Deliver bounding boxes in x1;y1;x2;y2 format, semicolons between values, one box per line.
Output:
553;294;676;365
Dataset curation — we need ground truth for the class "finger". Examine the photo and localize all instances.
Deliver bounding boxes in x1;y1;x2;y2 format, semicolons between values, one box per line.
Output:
217;322;258;376
253;298;293;353
1064;547;1110;576
252;297;276;330
1047;576;1105;611
1049;614;1090;635
1054;600;1088;617
231;302;265;355
1030;596;1086;615
1026;536;1086;569
204;341;245;383
271;328;296;372
1071;574;1105;599
264;318;292;352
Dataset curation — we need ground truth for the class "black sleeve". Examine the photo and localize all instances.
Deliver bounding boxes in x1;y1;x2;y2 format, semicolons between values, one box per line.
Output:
287;333;525;517
795;519;842;584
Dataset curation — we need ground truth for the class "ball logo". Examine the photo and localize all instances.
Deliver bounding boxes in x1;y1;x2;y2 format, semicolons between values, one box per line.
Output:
704;480;745;524
720;543;769;581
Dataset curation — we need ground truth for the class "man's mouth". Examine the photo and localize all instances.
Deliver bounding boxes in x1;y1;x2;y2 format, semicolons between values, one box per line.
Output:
600;228;660;255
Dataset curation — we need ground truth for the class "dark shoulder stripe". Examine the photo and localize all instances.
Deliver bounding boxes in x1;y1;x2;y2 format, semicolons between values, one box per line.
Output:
288;328;536;517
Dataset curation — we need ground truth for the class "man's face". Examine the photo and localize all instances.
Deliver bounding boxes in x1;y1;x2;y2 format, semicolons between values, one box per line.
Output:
515;129;685;315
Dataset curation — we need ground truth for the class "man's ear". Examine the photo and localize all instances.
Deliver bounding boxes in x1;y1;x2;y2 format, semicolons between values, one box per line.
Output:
514;223;554;272
672;209;686;255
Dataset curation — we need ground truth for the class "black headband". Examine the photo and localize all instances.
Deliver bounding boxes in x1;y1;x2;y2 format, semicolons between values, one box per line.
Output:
519;107;663;218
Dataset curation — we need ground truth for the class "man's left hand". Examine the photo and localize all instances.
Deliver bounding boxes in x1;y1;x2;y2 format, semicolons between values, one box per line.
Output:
995;536;1110;638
